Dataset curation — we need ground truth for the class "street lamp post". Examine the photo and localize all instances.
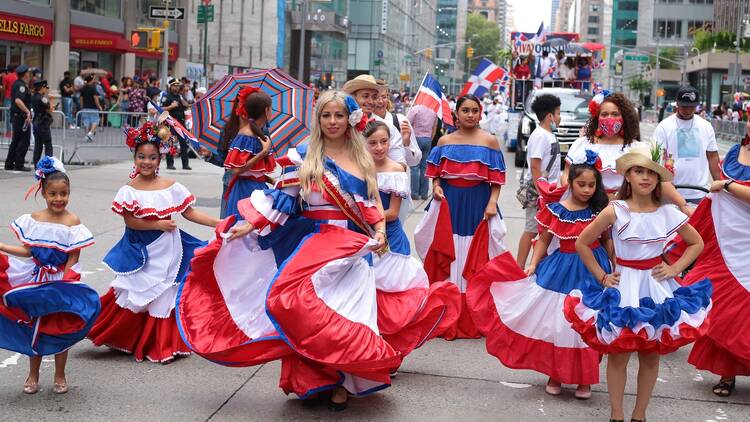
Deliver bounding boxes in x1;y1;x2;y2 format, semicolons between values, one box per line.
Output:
653;37;660;109
298;0;308;83
731;1;745;96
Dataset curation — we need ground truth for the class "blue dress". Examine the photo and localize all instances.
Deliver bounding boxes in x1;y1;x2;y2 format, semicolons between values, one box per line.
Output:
223;134;276;217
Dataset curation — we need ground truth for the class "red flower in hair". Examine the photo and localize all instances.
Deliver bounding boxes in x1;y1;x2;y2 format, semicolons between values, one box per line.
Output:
235;86;261;119
355;115;369;132
125;127;140;149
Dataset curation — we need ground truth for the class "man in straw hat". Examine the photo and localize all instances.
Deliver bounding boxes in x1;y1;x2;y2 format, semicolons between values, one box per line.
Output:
343;74;420;168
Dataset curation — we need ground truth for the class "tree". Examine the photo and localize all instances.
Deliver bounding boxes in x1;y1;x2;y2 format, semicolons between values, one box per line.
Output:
649;47;679;70
464;13;501;74
628;75;652;105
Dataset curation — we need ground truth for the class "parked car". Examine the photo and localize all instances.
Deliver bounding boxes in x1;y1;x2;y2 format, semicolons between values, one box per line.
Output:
515;88;591;167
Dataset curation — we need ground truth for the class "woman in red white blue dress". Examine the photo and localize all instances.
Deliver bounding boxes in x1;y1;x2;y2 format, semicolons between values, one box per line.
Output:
177;91;399;411
87;121;219;363
0;157;99;394
414;94;506;339
363;120;460;356
222;87;275;217
467;150;610;399
565;144;711;422
667;124;750;397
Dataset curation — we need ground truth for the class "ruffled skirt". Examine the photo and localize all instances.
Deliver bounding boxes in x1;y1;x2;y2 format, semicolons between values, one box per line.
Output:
565;265;712;355
0;255;100;356
670;195;750;376
88;228;205;362
468;247;609;384
177;218;401;397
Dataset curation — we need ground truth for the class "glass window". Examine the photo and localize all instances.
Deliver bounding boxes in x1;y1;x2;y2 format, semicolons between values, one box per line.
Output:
587;27;599;35
588;15;599;23
71;0;121;19
618;1;638;11
616;19;637;31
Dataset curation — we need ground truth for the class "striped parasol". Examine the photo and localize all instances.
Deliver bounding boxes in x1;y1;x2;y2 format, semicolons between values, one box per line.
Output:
191;68;313;154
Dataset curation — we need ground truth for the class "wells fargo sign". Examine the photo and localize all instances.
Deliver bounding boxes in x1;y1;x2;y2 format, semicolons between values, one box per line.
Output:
0;12;53;45
70;26;129;51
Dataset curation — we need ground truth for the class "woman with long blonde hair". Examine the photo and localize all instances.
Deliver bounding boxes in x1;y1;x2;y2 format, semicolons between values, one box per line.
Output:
177;91;400;412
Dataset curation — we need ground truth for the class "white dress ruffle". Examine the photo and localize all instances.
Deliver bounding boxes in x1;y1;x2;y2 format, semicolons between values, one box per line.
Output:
11;214;94;252
112;182;195;218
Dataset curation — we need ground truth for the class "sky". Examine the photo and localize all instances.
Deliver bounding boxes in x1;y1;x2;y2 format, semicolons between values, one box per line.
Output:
509;0;552;32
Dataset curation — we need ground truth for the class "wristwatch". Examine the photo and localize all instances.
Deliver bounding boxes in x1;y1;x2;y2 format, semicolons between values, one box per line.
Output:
724;180;735;192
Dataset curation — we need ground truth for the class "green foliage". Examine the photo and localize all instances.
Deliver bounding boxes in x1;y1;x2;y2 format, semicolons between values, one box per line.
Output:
464;13;501;73
649;47;679;69
693;29;750;53
628;75;652;104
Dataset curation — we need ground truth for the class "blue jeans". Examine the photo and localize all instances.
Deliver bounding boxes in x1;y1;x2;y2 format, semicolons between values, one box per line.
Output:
410;136;432;198
61;97;74;126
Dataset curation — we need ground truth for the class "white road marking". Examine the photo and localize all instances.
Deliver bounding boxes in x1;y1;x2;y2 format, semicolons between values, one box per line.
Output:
0;353;21;368
656;377;667;383
500;381;531;388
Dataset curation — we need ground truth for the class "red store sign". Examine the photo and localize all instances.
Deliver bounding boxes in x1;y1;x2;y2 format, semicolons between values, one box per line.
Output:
0;12;53;45
70;25;130;52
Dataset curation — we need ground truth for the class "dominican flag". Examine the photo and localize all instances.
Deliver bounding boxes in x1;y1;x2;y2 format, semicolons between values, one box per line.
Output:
530;22;546;44
460;59;507;98
413;73;454;126
149;100;201;151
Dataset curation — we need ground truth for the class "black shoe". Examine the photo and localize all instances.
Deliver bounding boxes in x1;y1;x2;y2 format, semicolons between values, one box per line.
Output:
166;166;177;170
182;166;192;170
15;166;31;172
327;398;347;412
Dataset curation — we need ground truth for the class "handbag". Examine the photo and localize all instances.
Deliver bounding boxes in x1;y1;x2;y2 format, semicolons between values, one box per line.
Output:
515;148;558;209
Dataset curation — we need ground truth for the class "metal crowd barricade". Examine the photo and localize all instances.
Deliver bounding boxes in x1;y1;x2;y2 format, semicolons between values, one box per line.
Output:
68;110;149;164
710;119;745;144
0;107;66;163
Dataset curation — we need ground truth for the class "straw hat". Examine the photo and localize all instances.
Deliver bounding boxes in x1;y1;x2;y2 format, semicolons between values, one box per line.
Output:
342;74;384;94
615;143;673;182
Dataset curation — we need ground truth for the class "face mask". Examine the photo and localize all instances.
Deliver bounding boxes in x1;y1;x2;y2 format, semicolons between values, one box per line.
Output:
550;120;557;131
598;116;623;137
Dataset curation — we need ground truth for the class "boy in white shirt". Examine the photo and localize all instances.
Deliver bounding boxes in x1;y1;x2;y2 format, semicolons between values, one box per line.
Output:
653;86;721;204
517;93;561;267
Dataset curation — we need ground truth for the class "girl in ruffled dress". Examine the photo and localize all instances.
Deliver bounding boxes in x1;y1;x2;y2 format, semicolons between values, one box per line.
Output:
414;94;507;339
0;157;100;394
565;143;711;422
177;91;399;411
221;87;275;217
363;120;460;356
88;121;219;363
467;150;610;400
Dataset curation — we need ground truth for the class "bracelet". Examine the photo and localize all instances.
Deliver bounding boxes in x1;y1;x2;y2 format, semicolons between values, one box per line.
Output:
724;180;734;192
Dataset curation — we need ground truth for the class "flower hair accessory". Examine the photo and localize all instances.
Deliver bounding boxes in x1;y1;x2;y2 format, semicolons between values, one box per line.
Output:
569;149;603;171
588;89;612;117
344;95;368;132
25;156;66;200
235;86;261;119
124;121;177;178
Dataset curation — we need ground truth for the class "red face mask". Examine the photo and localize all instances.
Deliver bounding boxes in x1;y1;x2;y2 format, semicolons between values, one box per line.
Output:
597;116;624;137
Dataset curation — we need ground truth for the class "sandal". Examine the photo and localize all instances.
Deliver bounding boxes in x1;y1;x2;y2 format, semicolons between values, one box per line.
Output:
575;384;592;400
712;378;736;397
327;388;348;412
544;378;561;396
53;380;69;394
23;378;39;395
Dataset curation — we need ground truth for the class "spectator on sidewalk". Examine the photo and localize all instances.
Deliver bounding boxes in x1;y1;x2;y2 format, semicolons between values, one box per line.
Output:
406;104;437;200
59;71;76;128
161;78;191;170
4;65;32;171
146;75;161;100
31;79;54;167
80;75;102;142
653;86;721;204
73;69;85;121
3;65;18;136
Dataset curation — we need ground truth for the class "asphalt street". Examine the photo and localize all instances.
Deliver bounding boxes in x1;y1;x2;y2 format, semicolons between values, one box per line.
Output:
0;145;748;422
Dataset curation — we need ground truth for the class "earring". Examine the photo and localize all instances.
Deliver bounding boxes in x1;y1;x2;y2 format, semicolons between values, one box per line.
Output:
129;165;139;179
156;165;160;176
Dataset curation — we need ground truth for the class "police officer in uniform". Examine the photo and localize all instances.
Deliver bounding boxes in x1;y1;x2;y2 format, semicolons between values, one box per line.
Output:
4;65;32;171
161;78;191;170
31;80;54;167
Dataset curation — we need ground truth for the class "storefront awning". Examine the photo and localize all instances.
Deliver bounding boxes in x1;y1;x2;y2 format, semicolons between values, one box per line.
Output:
70;25;129;52
0;12;53;45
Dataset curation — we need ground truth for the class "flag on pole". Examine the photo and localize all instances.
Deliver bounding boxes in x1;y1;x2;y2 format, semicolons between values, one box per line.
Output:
460;58;507;98
531;22;546;44
412;73;454;126
149;99;201;151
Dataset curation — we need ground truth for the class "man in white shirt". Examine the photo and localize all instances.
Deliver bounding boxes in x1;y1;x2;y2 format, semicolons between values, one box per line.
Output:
517;93;561;268
535;51;556;87
654;86;721;204
342;74;418;167
373;80;421;167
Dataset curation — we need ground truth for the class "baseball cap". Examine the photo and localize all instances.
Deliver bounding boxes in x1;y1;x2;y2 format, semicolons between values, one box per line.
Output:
33;80;48;89
15;64;28;75
676;86;700;107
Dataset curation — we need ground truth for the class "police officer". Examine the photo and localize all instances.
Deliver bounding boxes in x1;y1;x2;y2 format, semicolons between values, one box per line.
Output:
4;65;32;171
161;78;191;170
31;79;53;167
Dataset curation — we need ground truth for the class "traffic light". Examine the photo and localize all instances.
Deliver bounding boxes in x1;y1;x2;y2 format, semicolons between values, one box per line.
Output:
148;29;162;50
130;30;149;49
467;47;474;58
424;48;433;59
